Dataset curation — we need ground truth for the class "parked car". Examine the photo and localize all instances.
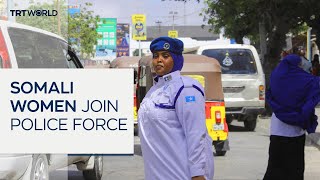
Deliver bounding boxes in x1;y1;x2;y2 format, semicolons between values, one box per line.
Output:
195;44;265;131
0;20;103;180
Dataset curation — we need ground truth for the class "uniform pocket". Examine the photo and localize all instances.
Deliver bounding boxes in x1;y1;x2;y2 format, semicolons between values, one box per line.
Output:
151;92;181;127
155;108;176;121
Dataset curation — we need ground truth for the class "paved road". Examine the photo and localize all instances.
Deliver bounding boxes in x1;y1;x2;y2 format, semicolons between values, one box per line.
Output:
51;116;320;180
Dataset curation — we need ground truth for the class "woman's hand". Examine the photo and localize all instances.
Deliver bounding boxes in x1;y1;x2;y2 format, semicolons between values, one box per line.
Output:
192;176;205;180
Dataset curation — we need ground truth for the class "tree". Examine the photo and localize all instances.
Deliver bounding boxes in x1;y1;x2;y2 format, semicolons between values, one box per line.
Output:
16;0;68;38
202;0;320;114
0;0;6;16
202;0;320;75
16;1;101;59
299;0;320;49
202;0;259;44
68;2;101;59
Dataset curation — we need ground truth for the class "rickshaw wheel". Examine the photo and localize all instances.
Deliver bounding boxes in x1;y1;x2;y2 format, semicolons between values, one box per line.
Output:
134;126;139;136
215;150;226;156
213;141;228;156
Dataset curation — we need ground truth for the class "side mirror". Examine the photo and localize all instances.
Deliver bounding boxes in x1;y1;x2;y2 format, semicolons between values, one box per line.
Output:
66;53;72;61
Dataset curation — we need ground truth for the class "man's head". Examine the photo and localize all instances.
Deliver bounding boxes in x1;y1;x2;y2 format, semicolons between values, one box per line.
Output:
150;37;184;76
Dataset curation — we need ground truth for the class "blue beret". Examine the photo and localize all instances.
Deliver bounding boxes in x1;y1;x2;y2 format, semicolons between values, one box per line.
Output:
150;36;184;55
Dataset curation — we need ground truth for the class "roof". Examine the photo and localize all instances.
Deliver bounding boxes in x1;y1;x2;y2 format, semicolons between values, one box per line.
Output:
0;20;65;41
110;56;140;68
139;54;221;72
145;26;219;41
197;44;258;54
198;44;255;49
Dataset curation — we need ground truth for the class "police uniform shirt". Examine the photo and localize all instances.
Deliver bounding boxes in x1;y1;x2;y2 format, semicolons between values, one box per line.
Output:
138;70;214;180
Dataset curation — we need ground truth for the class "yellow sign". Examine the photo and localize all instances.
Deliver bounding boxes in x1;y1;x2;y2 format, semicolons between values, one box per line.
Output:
132;14;147;40
168;30;178;38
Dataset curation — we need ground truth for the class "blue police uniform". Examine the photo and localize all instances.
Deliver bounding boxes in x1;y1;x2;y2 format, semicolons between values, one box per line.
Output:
138;37;214;180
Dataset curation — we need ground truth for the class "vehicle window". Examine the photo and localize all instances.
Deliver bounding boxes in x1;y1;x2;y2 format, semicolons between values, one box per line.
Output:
8;28;77;68
202;49;257;74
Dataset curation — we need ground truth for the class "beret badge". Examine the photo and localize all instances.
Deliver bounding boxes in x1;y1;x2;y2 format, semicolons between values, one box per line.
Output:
163;43;170;50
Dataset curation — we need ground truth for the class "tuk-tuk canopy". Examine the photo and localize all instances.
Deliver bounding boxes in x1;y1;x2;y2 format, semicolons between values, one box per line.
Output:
138;54;224;101
110;56;140;68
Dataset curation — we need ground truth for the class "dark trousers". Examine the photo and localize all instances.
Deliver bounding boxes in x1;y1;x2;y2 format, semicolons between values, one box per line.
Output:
263;134;305;180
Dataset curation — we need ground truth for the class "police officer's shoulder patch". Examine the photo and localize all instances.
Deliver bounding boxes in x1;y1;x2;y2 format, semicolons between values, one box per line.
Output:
185;96;196;102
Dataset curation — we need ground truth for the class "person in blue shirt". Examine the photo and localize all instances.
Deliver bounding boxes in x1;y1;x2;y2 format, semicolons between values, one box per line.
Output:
138;37;214;180
264;53;320;180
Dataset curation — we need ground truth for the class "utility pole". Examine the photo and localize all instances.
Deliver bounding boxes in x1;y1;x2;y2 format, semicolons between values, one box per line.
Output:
183;1;186;26
259;20;267;64
7;0;15;22
57;0;61;36
155;20;162;33
169;11;178;30
307;27;312;61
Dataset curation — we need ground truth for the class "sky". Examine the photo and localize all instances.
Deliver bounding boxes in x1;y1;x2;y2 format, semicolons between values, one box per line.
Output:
69;0;207;26
11;0;207;26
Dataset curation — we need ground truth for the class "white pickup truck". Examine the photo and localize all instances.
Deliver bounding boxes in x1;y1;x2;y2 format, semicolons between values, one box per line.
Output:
196;44;265;131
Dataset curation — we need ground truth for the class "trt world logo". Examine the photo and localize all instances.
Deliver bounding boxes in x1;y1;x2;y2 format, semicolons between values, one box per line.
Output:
10;10;58;16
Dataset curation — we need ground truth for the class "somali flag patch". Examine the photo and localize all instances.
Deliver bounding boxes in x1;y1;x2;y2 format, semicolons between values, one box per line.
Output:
185;96;196;102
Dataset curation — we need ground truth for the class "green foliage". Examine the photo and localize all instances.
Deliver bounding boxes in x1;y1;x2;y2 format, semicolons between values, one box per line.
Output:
16;0;68;38
300;0;320;49
202;0;320;116
0;0;6;15
68;2;101;59
202;0;259;44
202;0;319;46
16;1;101;59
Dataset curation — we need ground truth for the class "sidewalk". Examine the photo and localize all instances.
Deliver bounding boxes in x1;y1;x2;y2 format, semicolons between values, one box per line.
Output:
259;107;320;150
306;107;320;149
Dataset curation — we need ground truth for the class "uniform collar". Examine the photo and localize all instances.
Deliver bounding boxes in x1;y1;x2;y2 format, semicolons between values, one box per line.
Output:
154;71;181;85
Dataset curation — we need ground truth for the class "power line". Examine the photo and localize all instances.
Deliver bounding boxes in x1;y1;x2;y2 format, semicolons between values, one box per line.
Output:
161;8;203;25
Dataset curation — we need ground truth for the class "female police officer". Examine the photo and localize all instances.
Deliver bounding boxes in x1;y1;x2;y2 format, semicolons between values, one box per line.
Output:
138;37;214;180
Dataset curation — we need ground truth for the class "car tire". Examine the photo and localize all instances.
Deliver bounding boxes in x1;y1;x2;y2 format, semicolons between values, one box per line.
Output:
226;114;233;124
30;154;49;180
83;156;103;180
134;125;139;136
244;115;257;131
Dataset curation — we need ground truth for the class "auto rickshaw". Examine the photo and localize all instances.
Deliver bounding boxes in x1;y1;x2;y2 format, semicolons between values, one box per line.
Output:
110;56;139;133
136;54;229;156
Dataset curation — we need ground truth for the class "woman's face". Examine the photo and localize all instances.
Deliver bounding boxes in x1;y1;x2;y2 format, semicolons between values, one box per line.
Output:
152;51;174;76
